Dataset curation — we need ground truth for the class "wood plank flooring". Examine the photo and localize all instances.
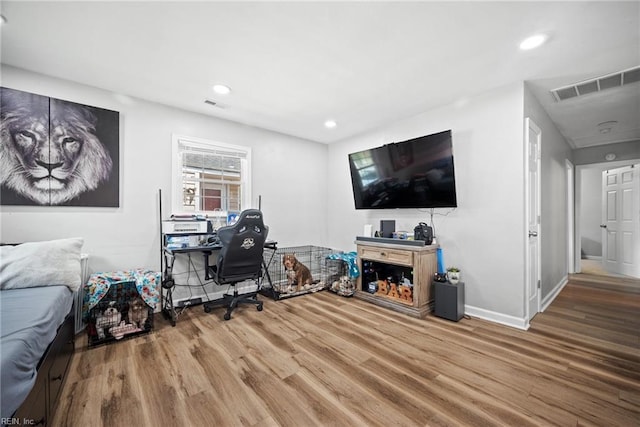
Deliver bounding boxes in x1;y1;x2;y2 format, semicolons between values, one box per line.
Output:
52;274;640;426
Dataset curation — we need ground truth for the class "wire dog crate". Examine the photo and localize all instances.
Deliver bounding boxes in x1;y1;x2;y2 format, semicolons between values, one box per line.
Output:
85;281;153;347
83;270;159;347
261;245;343;300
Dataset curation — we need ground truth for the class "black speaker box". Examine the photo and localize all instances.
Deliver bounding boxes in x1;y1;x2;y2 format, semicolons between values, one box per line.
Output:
434;281;465;322
380;220;396;238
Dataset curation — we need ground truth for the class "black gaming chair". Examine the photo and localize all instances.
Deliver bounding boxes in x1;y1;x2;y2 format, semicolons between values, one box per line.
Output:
203;209;268;320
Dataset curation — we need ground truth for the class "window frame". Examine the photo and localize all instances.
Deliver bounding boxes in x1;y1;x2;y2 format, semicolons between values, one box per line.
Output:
171;134;252;217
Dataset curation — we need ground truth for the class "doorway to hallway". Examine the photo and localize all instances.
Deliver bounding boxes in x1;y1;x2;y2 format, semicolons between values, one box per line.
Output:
575;160;640;280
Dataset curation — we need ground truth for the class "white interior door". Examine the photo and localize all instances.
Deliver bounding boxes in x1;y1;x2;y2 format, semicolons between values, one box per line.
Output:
602;165;640;277
525;118;541;321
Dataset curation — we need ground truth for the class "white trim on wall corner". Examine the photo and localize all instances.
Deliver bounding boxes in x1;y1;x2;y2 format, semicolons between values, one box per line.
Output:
541;275;568;312
566;159;575;274
464;305;529;330
464;274;568;331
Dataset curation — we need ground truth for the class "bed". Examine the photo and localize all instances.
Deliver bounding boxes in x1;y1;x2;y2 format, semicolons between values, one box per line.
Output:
0;238;82;425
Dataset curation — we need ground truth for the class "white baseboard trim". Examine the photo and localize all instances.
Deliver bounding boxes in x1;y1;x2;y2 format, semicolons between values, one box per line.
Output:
464;305;529;330
583;255;602;260
541;275;568;312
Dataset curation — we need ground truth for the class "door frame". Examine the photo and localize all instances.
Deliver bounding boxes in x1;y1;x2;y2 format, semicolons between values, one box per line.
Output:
524;117;542;323
566;160;575;274
574;158;640;274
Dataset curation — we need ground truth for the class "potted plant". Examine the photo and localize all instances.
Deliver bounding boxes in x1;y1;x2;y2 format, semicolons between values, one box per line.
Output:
446;267;461;285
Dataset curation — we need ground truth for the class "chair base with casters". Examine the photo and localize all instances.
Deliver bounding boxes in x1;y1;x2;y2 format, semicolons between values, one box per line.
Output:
203;282;264;321
202;208;269;321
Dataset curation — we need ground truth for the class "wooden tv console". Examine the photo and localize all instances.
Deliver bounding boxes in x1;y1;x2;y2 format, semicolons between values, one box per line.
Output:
355;239;438;318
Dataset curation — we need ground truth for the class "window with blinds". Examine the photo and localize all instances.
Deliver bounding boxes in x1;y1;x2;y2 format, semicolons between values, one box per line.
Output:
171;135;251;216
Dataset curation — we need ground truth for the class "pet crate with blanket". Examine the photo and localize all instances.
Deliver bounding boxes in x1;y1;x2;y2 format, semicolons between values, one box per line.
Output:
261;245;344;300
83;269;160;347
326;251;359;297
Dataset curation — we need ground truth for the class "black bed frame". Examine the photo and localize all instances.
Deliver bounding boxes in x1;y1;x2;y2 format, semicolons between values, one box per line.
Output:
12;307;75;426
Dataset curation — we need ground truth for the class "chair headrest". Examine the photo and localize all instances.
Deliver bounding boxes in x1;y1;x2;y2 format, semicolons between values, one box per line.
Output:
233;209;264;227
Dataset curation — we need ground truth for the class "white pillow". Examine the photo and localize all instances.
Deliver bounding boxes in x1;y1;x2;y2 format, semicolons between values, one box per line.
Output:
0;237;84;292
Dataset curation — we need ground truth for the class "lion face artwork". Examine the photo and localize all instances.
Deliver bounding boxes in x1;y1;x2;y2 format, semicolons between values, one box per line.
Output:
0;87;119;206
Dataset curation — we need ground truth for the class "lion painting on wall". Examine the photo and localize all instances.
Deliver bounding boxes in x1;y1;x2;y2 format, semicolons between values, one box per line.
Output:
0;87;119;206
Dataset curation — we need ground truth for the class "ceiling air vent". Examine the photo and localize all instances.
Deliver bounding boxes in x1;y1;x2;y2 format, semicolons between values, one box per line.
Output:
623;67;640;84
551;65;640;102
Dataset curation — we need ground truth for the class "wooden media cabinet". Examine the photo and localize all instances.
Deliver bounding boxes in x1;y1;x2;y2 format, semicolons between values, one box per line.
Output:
355;239;438;318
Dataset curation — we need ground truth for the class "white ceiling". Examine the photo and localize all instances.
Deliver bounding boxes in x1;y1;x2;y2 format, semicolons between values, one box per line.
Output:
1;1;639;147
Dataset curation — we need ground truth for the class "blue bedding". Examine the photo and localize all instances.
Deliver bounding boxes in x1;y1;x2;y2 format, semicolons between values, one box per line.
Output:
0;286;73;419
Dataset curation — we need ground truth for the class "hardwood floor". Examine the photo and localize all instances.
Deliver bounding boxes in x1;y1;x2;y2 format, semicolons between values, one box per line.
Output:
52;274;640;426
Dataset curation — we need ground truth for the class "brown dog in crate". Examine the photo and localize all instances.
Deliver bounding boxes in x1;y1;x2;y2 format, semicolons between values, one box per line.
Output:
282;253;314;293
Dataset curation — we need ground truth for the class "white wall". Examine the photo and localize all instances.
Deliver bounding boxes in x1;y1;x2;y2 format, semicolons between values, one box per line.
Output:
523;84;574;301
327;83;528;326
0;66;329;274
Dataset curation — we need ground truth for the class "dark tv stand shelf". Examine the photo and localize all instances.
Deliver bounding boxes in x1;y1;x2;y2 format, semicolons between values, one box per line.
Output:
355;236;426;247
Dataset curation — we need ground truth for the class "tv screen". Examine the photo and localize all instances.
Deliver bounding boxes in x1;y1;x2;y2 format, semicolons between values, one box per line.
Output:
348;130;457;209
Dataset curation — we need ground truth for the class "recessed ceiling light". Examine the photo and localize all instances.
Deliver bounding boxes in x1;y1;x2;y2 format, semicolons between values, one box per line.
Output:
324;120;337;129
212;84;231;95
519;34;547;50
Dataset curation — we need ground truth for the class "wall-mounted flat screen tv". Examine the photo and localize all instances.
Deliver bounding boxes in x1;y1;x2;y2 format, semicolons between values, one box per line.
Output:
348;130;457;209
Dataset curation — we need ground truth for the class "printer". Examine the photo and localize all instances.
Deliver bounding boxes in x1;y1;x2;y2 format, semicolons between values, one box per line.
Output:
162;219;213;234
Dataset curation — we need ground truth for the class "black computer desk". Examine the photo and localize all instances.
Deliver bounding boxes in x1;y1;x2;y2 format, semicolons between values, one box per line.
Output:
161;240;278;326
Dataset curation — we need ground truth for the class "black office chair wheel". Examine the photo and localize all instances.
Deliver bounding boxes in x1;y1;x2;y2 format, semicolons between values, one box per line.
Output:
204;305;212;313
223;312;231;321
257;304;263;312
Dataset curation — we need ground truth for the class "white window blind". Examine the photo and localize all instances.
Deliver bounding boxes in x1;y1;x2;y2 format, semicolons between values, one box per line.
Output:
171;135;251;216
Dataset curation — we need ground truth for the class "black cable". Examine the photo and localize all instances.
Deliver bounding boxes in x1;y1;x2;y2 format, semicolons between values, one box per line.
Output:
187;253;212;302
417;207;456;239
